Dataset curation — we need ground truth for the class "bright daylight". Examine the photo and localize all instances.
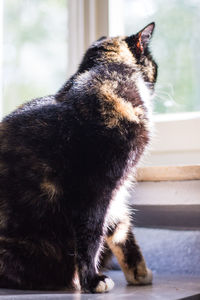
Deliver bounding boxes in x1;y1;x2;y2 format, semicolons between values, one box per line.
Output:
0;1;200;299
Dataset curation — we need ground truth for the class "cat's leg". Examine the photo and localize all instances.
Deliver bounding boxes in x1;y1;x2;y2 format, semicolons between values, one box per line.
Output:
106;217;152;285
75;215;114;293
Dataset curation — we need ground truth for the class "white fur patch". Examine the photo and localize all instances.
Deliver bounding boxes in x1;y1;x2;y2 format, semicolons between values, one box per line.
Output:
111;221;129;244
95;277;114;293
104;172;135;233
137;76;152;112
136;75;154;137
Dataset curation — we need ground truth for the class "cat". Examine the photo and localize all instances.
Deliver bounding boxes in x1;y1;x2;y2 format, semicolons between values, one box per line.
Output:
0;22;157;293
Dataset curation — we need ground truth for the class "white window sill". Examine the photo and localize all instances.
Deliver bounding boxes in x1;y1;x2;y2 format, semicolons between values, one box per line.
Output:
140;112;200;167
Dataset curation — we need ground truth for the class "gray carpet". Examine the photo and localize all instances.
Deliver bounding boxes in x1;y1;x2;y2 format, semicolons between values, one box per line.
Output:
112;228;200;276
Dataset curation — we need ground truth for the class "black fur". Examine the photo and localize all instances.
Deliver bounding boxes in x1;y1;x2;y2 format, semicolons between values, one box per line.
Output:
0;23;157;292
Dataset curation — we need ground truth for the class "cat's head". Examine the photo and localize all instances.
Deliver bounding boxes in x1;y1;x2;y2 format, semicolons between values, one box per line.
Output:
78;23;157;87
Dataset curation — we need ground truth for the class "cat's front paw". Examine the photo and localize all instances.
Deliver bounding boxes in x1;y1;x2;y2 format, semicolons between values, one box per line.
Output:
95;276;114;293
89;275;114;293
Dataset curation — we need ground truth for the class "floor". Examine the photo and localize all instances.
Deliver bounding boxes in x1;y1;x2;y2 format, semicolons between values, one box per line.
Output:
0;228;199;299
131;228;200;276
0;271;199;300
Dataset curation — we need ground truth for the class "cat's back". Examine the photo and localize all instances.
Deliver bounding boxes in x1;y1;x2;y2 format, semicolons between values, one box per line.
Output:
8;95;56;116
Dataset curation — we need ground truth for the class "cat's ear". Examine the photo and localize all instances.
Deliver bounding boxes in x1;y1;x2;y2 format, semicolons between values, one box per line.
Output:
135;22;155;53
93;36;107;47
96;36;107;42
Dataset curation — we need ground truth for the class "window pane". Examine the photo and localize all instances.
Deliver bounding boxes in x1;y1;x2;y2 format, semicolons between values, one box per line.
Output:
3;0;68;116
109;0;200;114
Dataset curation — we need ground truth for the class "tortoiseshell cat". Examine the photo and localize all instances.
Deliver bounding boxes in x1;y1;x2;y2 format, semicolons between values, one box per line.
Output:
0;23;157;293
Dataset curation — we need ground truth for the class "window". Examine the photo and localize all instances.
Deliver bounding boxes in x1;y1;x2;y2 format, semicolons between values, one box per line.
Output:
2;0;68;117
109;0;200;115
1;0;200;166
109;0;200;166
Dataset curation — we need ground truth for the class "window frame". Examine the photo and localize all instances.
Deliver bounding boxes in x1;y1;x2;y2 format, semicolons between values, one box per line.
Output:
67;0;109;76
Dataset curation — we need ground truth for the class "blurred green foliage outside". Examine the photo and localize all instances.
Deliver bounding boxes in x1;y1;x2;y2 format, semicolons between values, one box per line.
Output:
3;0;200;116
3;0;67;116
110;0;200;114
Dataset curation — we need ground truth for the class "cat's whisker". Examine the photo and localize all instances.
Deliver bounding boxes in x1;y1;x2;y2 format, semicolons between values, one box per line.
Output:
155;91;174;102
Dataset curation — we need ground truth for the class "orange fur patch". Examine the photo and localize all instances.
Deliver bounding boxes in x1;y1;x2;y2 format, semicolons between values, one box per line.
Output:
106;236;148;284
100;81;144;128
103;39;137;66
40;180;60;201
